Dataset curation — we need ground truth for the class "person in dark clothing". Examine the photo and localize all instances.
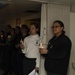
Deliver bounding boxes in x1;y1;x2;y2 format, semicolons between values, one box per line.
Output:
39;20;72;75
0;30;6;46
21;24;29;40
0;30;6;67
12;25;29;75
14;26;22;47
11;26;22;75
16;24;29;75
2;28;16;75
6;28;15;46
10;28;15;39
6;25;12;36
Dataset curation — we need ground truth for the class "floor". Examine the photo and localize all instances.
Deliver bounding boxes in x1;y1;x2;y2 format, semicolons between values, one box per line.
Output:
0;70;15;75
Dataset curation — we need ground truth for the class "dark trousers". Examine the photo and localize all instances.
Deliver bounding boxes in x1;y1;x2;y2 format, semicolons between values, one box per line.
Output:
17;53;24;75
1;45;13;74
11;49;24;75
23;56;36;75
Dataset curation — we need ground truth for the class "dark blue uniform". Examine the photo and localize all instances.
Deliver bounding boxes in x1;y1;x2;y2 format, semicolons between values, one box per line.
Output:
45;33;72;75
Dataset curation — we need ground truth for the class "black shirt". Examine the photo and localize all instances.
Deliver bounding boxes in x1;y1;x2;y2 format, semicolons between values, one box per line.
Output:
45;33;72;75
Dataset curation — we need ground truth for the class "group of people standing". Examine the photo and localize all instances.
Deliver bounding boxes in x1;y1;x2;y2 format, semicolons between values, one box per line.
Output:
0;23;40;75
0;20;72;75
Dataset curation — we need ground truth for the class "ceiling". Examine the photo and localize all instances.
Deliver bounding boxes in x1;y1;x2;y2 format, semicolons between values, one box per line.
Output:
30;0;75;4
0;0;41;23
0;0;75;23
30;0;75;12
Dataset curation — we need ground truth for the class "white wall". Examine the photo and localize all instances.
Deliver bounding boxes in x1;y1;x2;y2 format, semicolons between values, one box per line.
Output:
69;12;75;75
47;4;70;41
40;3;71;75
40;4;75;75
40;4;47;75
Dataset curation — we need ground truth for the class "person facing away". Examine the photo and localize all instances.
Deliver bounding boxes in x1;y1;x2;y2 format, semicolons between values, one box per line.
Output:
39;20;72;75
2;28;16;75
21;24;29;41
20;23;40;75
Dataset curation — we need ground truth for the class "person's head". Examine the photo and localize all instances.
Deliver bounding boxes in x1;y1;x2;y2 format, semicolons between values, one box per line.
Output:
7;25;12;32
21;24;29;37
15;26;21;34
10;28;15;36
30;23;39;35
51;20;65;36
0;30;4;35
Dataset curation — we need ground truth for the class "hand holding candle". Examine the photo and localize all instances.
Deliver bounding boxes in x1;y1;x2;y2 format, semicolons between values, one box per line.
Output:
39;43;48;54
39;43;44;48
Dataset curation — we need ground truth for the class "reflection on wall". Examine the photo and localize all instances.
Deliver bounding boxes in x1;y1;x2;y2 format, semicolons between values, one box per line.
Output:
5;13;41;28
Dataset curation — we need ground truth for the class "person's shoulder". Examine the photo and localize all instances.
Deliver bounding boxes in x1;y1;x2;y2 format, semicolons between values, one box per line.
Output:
49;36;55;42
36;34;40;39
24;35;30;41
62;34;71;44
62;35;70;40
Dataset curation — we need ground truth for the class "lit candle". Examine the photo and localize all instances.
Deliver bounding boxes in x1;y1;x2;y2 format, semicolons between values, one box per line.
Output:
8;35;11;38
1;35;3;38
39;37;44;48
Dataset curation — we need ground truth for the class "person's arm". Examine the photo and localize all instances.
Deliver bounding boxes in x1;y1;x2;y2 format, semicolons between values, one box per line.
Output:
36;52;40;67
40;40;71;59
35;51;40;72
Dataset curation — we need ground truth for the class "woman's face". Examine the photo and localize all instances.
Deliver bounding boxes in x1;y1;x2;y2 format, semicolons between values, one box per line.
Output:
30;25;38;35
52;22;63;35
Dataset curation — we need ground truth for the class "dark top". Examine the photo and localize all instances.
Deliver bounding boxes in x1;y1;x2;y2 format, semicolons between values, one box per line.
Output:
0;36;6;45
14;33;22;46
45;33;72;75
